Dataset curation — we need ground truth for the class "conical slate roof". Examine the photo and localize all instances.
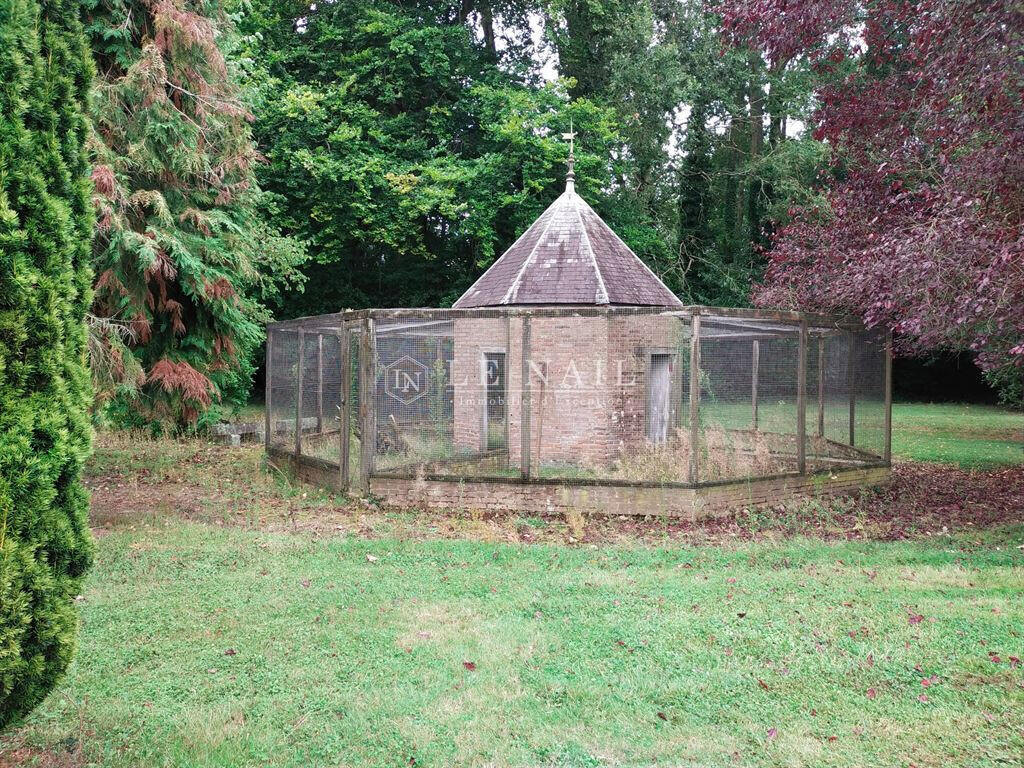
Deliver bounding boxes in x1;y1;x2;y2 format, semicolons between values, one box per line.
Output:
453;177;682;308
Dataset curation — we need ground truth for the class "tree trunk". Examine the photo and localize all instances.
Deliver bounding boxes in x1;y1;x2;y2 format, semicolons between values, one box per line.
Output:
480;3;496;59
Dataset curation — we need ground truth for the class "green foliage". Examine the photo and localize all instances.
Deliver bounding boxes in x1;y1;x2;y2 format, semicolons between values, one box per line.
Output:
84;0;307;429
234;0;830;318
0;0;95;728
238;0;669;315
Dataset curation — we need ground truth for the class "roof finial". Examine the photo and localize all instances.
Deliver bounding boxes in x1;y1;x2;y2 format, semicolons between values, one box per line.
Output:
561;118;577;192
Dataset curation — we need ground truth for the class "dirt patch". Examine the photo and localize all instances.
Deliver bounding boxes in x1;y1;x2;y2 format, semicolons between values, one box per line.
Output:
87;479;208;530
0;748;83;768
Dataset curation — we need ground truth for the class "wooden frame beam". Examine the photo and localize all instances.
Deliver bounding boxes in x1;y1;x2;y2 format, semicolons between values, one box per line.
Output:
688;316;701;484
848;332;857;446
264;328;273;453
339;324;351;492
796;319;808;474
751;339;759;431
358;319;375;493
295;328;305;456
884;331;893;465
520;316;532;480
817;336;826;438
316;334;324;434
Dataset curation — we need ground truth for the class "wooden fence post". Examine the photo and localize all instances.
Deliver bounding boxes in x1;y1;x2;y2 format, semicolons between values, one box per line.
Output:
339;324;351;491
316;334;324;434
796;318;808;474
884;331;893;465
688;315;701;485
295;328;305;456
751;339;759;431
358;318;375;494
520;316;532;479
817;336;825;438
504;315;512;459
848;332;857;446
264;328;273;453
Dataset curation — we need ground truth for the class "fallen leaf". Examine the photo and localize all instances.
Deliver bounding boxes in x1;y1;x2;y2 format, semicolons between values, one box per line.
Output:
657;711;668;721
918;693;929;703
224;648;237;656
462;660;476;671
301;579;311;588
866;687;877;700
766;727;777;741
758;679;770;691
908;612;924;625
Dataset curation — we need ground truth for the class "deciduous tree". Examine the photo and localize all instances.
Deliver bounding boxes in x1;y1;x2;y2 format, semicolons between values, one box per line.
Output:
721;0;1024;400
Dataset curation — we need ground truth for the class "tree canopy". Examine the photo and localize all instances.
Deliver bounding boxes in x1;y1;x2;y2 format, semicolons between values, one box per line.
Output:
84;0;306;428
721;0;1024;400
66;0;1021;421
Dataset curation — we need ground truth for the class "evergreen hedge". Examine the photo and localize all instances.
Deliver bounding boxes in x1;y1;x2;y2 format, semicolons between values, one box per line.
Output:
0;0;95;727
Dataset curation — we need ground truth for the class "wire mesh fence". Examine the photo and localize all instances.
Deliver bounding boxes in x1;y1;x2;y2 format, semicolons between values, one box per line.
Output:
266;307;890;492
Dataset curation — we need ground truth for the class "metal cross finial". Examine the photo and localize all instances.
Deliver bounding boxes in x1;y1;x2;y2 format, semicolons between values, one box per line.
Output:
561;118;577;184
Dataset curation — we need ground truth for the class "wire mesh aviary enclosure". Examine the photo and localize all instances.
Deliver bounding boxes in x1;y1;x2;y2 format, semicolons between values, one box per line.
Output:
265;306;891;518
265;170;891;518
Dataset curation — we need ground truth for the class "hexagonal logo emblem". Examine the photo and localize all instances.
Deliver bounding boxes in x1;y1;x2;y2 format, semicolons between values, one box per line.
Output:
384;355;429;404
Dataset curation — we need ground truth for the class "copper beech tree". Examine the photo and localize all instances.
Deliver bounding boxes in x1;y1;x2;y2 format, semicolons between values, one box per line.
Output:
719;0;1024;400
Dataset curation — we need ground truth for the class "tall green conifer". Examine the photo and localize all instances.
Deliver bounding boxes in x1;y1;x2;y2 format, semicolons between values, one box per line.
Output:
84;0;305;428
0;0;95;727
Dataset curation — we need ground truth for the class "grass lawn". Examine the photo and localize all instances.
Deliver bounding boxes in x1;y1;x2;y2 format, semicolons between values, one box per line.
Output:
892;403;1023;469
1;404;1022;768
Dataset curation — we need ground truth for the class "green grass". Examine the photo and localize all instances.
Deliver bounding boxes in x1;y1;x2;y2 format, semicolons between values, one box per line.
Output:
3;405;1022;766
892;403;1023;468
4;521;1023;767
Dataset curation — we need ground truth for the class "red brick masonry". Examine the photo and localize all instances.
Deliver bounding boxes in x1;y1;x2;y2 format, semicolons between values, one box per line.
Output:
269;448;890;520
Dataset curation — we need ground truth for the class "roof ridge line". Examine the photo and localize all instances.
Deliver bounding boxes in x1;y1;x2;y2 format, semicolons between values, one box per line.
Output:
572;195;609;304
453;194;561;307
501;191;567;304
576;195;679;304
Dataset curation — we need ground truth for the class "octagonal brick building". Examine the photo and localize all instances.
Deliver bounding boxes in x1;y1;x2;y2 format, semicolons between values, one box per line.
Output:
449;171;686;473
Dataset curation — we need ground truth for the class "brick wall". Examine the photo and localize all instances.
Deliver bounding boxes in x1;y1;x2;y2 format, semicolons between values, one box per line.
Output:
370;466;891;520
607;313;688;451
450;312;692;474
267;447;890;520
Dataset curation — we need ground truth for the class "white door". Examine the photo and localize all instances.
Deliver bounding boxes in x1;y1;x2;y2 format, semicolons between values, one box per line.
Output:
648;354;672;443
